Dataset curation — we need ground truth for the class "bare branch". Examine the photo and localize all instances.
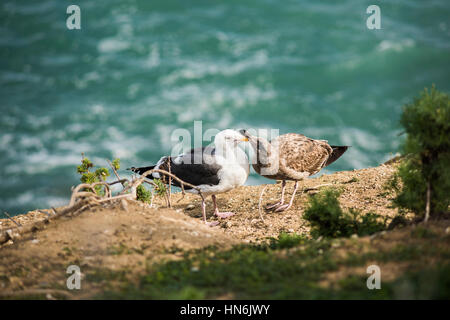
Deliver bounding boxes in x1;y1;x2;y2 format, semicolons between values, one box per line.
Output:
108;179;129;186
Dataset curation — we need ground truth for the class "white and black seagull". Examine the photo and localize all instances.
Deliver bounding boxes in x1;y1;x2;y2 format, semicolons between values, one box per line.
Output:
240;129;349;212
129;129;250;226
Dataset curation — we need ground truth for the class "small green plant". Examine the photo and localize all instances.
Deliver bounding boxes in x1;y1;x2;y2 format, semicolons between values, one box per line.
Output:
111;158;120;171
135;178;167;204
152;178;167;197
77;157;93;174
136;184;152;203
303;188;386;238
389;85;450;219
76;155;110;196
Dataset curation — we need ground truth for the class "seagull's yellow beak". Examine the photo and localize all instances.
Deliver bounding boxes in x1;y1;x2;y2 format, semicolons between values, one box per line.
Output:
241;137;249;142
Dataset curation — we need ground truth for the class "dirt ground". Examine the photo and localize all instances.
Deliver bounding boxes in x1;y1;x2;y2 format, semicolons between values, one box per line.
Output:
0;160;447;299
0;202;236;299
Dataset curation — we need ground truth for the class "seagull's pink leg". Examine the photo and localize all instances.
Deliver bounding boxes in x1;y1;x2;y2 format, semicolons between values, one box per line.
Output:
201;198;219;227
266;180;286;210
274;181;299;212
212;195;235;219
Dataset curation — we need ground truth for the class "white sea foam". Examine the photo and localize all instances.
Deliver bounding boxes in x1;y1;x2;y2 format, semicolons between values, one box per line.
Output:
1;71;41;83
5;152;82;175
145;44;161;68
339;128;383;151
0;191;67;213
0;133;13;150
160;50;269;85
18;135;44;149
25;114;51;129
377;39;415;52
155;124;178;149
98;38;130;53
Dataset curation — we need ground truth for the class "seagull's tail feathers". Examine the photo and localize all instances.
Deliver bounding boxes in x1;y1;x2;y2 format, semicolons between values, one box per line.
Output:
325;146;350;167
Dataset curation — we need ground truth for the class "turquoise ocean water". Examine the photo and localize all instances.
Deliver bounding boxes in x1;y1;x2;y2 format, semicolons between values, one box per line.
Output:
1;0;449;215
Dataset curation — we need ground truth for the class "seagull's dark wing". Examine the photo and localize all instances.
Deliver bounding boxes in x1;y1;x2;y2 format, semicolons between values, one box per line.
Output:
132;147;222;189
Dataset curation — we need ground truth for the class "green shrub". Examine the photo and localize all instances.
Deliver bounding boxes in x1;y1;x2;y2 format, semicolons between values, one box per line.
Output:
76;155;110;196
136;184;152;203
390;85;450;218
303;189;386;238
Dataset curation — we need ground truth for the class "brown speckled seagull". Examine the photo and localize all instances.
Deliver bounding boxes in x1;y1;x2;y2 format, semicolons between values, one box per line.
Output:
240;129;349;212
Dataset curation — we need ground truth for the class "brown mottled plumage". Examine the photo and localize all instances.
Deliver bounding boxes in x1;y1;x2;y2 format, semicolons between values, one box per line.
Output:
240;130;348;212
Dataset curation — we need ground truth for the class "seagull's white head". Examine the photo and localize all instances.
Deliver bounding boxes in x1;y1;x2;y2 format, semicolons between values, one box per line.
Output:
214;129;249;147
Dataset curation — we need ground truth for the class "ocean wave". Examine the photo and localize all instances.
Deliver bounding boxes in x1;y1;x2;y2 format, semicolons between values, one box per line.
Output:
0;191;67;212
4;152;81;175
377;39;415;52
98;38;131;53
160;50;269;85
